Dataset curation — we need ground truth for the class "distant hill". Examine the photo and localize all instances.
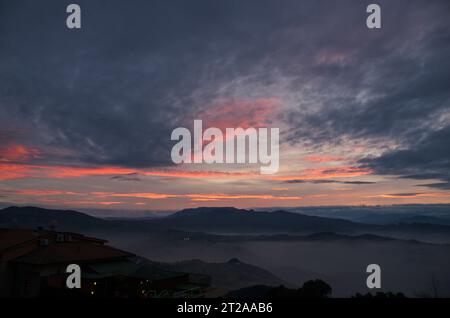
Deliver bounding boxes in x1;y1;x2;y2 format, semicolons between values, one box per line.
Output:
162;258;285;290
0;206;365;234
400;215;450;226
271;205;450;226
3;206;450;242
0;206;111;232
158;207;450;241
145;229;406;244
0;206;161;233
160;207;363;234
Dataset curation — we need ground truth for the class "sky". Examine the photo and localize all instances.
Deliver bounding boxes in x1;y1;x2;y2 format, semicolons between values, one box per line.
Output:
1;0;450;212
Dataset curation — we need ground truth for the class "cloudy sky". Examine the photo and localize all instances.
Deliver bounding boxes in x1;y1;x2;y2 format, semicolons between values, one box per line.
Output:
1;0;449;212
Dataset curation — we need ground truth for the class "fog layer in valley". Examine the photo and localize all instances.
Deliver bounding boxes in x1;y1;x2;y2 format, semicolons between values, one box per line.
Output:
104;233;450;297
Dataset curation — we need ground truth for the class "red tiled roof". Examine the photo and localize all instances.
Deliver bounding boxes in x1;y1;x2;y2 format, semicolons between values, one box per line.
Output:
0;229;42;250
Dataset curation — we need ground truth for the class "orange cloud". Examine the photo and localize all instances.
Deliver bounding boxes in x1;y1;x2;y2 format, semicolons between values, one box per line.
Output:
200;98;282;129
0;163;256;181
14;189;78;196
303;155;345;163
271;187;289;191
0;164;35;180
47;166;137;178
103;192;302;201
140;169;256;179
0;144;40;163
9;188;301;206
0;162;371;183
35;198;124;206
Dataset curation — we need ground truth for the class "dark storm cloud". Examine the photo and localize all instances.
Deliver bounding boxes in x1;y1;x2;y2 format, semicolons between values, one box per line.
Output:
0;0;449;172
361;126;450;188
284;1;450;148
1;0;310;167
275;0;450;190
401;173;450;189
0;0;250;167
419;183;450;190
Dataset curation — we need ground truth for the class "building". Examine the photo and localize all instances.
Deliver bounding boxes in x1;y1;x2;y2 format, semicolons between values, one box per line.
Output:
0;228;209;297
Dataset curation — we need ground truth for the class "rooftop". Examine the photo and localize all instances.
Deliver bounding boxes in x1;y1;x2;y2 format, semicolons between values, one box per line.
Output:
12;241;133;265
0;228;106;252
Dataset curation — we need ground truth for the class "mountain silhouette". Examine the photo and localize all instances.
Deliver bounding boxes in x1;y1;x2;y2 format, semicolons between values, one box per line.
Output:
2;206;450;240
0;206;110;231
163;207;362;233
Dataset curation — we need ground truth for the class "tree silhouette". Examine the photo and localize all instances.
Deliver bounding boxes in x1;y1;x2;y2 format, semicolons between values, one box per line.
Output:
300;279;332;298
